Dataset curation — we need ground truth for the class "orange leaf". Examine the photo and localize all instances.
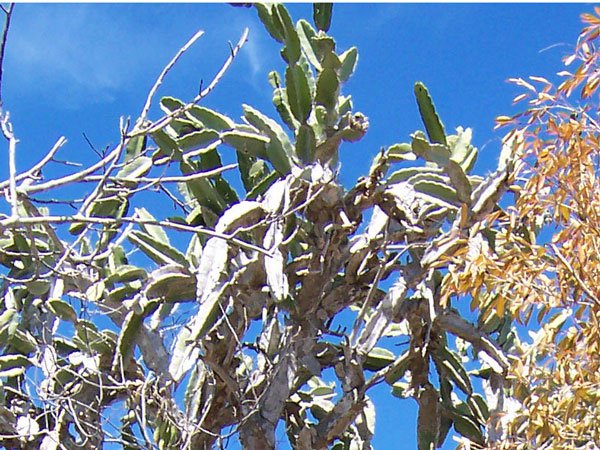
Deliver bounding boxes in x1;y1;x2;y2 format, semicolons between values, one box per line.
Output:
530;76;550;85
513;93;528;104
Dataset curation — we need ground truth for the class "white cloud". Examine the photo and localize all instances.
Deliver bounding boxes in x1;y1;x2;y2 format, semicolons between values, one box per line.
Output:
4;4;274;110
244;30;263;78
6;4;189;108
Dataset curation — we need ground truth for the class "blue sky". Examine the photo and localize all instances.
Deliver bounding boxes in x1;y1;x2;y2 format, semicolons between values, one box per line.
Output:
0;3;591;449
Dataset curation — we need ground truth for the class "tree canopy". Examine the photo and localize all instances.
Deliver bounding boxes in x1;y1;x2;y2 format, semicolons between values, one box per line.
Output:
0;4;597;450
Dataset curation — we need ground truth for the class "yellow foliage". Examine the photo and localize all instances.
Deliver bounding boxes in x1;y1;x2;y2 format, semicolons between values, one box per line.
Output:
447;8;600;449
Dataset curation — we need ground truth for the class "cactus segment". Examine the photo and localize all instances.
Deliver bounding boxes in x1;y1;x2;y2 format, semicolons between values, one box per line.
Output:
414;82;447;146
313;3;333;32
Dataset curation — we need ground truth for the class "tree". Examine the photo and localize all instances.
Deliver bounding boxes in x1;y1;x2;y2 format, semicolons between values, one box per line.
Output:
0;3;583;450
445;8;600;449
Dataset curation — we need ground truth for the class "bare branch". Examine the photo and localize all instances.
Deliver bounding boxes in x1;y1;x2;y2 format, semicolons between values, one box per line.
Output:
21;144;120;194
80;162;238;185
130;27;249;138
0;3;14;108
0;214;271;256
0;136;67;191
137;29;205;126
1;111;17;216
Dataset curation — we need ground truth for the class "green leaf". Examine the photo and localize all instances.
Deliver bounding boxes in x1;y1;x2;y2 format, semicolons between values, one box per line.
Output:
243;104;295;174
192;284;229;337
411;131;472;203
170;118;199;136
434;346;473;396
296;20;321;70
388;167;443;185
106;265;148;284
364;347;396;371
194;146;239;206
128;230;187;267
0;354;31;377
0;355;31;371
47;299;78;323
270;70;299;131
13;233;31;262
448;407;484;444
177;130;220;153
113;311;143;369
384;351;412;384
448;127;478;173
445;160;473;204
295;124;316;164
107;284;140;303
124;135;146;163
185;106;234;131
215;201;265;235
9;329;37;355
180;160;227;214
185;205;218;229
321;51;341;71
254;3;284;43
312;105;328;140
247;171;279;200
160;96;185;114
151;128;181;165
237;152;269;193
286;64;312;123
69;196;128;235
145;265;195;302
315;67;339;112
413;179;459;207
0;308;16;331
272;4;301;64
414;81;447;145
312;35;336;63
467;393;489;424
313;3;333;32
136;207;170;245
74;320;115;354
387;143;417;162
339;47;358;83
411;131;451;166
116;156;152;181
26;279;50;296
338;95;352;117
184;365;206;420
221;130;269;160
86;281;105;302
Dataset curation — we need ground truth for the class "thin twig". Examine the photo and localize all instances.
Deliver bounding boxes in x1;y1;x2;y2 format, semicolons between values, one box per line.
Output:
78;132;128;218
551;243;600;306
137;29;205;126
82;132;102;158
0;3;14;108
0;136;67;190
81;162;237;184
130;27;249;138
0;214;270;256
22;144;119;194
1;113;18;216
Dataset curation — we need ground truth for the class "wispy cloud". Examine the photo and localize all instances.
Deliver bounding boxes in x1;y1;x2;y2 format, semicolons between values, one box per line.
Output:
4;4;276;110
9;5;138;106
